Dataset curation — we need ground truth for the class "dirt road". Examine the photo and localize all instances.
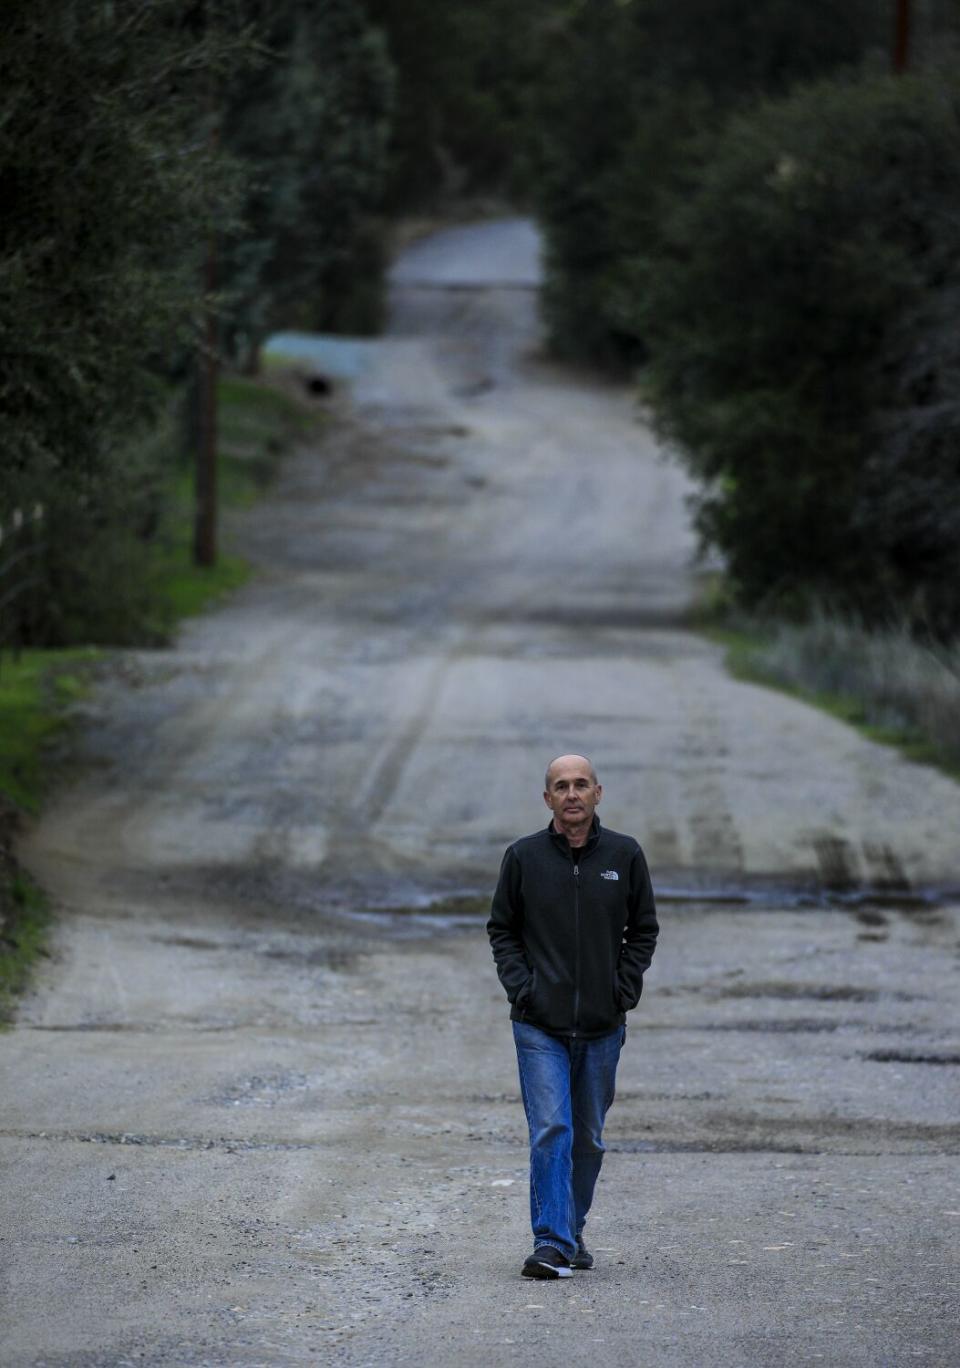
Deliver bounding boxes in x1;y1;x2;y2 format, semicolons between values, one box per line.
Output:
2;217;959;1366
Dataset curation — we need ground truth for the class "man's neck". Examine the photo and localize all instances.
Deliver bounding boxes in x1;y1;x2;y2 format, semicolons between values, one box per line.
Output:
552;817;591;850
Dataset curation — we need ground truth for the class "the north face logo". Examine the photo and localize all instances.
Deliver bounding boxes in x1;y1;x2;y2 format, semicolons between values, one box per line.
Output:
600;869;619;881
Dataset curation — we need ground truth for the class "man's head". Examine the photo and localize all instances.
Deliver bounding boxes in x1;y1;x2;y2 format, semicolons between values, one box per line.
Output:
543;754;602;837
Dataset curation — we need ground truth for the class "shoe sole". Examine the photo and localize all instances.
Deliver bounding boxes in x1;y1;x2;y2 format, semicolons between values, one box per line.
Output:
522;1261;573;1279
570;1259;593;1270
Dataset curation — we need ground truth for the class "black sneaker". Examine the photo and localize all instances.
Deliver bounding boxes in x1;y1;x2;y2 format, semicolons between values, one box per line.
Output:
571;1237;594;1270
522;1245;573;1279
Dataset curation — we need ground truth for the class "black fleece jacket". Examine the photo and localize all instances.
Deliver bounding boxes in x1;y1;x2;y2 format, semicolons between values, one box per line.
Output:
487;818;659;1039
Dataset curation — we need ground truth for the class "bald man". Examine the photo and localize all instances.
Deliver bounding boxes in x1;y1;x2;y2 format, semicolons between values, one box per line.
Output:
487;754;659;1279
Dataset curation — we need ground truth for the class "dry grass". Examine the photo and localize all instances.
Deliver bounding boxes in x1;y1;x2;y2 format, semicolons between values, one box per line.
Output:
725;612;960;773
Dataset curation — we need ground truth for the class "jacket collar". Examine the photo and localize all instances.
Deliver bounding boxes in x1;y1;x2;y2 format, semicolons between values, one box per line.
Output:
548;815;601;856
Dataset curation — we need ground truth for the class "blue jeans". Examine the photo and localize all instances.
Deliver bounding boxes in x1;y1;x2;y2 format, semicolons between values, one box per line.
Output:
512;1019;625;1260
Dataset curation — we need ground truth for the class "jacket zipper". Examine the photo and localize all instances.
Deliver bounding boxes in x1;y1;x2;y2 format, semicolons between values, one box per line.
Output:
572;861;581;1036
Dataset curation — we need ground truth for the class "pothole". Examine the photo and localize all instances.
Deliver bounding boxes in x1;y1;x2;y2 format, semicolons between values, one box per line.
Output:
203;1071;310;1108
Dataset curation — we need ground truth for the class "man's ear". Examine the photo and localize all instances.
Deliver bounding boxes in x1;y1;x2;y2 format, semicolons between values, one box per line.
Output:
594;785;602;803
542;790;552;808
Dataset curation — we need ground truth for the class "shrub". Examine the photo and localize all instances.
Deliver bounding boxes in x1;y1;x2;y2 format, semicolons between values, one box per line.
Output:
636;67;960;634
530;0;884;368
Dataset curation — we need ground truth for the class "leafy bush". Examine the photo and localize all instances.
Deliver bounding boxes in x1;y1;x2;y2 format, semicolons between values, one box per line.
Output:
0;1;390;647
636;68;960;632
0;1;253;645
363;0;558;209
530;0;884;368
221;0;394;366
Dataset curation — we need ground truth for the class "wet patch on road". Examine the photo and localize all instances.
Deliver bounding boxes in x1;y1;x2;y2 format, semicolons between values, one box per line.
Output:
713;982;918;1003
660;1019;887;1034
609;1138;812;1155
354;892;490;923
22;1022;164;1033
151;934;225;951
862;1050;960;1066
479;1113;960;1155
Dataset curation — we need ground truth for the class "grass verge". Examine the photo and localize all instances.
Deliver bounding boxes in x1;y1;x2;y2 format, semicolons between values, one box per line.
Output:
0;871;52;1024
0;648;101;815
705;612;960;781
0;648;96;1027
0;373;321;1019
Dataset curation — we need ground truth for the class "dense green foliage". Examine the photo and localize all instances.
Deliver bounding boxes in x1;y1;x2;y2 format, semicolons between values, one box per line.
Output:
531;0;885;367
0;2;244;494
221;0;394;364
363;0;556;208
0;0;251;644
638;70;960;631
8;0;957;647
0;0;391;647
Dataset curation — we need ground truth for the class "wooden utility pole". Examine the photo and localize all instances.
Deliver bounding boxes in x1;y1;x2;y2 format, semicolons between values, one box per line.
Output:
893;0;911;72
194;226;219;568
194;44;219;569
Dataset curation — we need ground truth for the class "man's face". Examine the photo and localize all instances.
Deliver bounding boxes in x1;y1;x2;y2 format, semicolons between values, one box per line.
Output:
543;755;602;828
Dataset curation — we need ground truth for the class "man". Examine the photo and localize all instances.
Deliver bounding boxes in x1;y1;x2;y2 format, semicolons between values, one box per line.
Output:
487;754;658;1280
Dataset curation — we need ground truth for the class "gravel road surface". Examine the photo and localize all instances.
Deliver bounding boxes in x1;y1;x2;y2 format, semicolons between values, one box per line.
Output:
2;217;959;1367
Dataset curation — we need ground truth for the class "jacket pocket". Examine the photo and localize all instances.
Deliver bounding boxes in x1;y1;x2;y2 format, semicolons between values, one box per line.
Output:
517;968;537;1017
615;973;643;1012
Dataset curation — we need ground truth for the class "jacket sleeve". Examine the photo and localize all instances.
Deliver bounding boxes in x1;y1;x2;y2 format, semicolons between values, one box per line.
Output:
486;846;533;1006
615;844;659;1011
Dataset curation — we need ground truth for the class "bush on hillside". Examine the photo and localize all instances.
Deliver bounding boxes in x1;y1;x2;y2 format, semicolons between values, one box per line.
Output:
635;68;960;634
530;0;885;369
221;0;394;368
0;2;250;646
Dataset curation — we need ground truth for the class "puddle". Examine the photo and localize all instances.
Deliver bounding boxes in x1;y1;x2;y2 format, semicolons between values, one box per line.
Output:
335;892;491;932
656;882;956;912
342;882;957;930
151;935;225;952
609;1138;810;1155
325;880;957;937
715;983;917;1003
683;1019;860;1034
123;861;959;942
23;1023;162;1034
863;1050;960;1066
